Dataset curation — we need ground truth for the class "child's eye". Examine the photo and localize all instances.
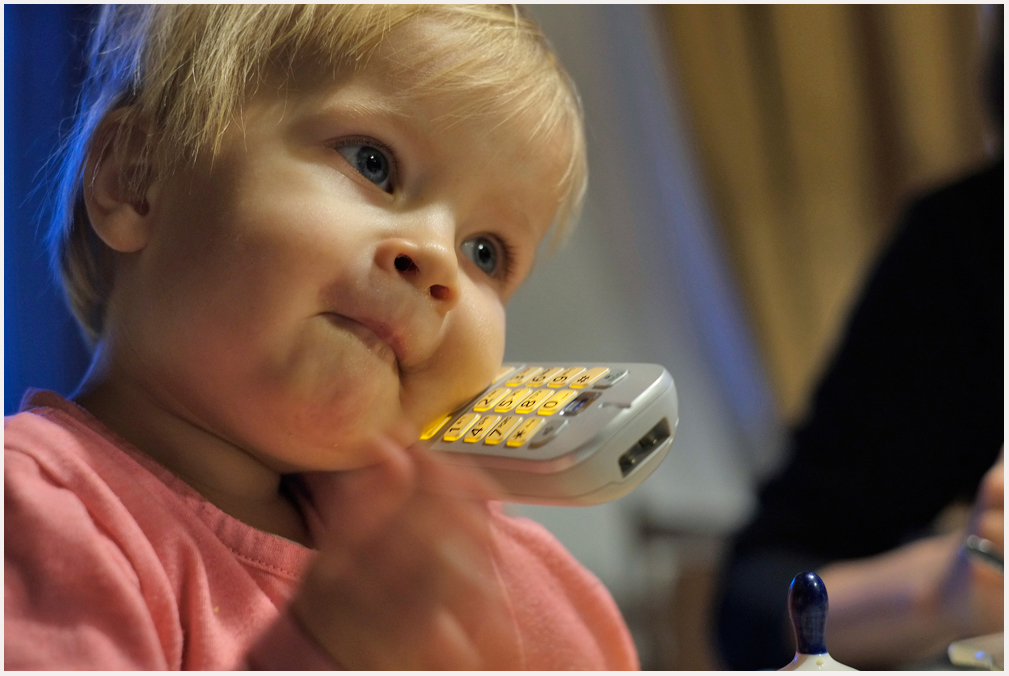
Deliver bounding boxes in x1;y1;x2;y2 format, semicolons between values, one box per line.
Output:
460;235;512;279
336;142;395;193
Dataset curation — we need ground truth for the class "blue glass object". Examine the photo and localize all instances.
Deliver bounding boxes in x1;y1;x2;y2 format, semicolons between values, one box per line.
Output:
788;571;829;655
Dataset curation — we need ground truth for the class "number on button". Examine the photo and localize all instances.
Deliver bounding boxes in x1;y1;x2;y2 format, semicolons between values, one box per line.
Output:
494;388;531;413
515;390;551;415
505;366;543;387
464;415;500;443
473;388;509;412
527;367;562;387
442;413;479;442
484;416;522;445
547;366;585;388
538;389;577;415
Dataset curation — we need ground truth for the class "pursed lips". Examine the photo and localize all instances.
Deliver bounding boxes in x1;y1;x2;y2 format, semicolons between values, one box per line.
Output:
323;312;406;366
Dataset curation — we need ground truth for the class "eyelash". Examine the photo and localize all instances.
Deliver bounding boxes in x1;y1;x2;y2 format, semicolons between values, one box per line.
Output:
490;234;517;282
333;136;400;192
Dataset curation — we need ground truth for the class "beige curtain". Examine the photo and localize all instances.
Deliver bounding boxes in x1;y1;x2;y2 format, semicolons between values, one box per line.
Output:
658;5;990;421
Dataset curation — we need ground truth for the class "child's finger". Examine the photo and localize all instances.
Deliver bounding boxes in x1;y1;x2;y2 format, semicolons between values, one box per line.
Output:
303;434;416;548
308;466;496;604
354;482;496;591
387;492;519;665
355;520;517;669
432;535;521;668
326;471;499;605
408;442;504;503
397;472;498;569
419;607;484;670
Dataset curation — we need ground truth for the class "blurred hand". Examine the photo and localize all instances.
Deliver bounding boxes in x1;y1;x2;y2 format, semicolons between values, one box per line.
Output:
970;450;1004;553
815;451;1003;667
938;450;1003;637
290;434;519;669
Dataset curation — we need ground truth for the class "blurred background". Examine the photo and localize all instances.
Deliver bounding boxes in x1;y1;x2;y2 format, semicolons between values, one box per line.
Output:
5;4;999;669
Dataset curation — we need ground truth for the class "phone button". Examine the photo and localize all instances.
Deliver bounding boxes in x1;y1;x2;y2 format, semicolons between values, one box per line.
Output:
570;367;610;388
505;366;543;387
463;415;500;443
495;388;531;412
559;391;601;416
442;413;480;442
483;416;522;445
420;414;453;440
473;388;510;411
593;369;627;389
547;367;586;388
529;419;569;449
537;389;577;415
515;389;551;415
526;367;563;388
506;418;545;447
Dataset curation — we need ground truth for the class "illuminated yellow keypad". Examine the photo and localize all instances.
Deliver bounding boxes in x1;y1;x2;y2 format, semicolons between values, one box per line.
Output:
570;367;610;389
493;365;517;383
505;366;543;387
506;417;545;447
442;413;480;442
473;388;510;412
420;414;453;440
526;367;563;388
463;415;500;443
494;388;531;413
537;389;578;415
515;389;552;415
483;416;522;445
547;366;586;388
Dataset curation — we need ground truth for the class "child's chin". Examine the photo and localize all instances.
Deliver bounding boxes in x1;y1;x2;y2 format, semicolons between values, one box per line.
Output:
223;394;400;469
262;429;393;473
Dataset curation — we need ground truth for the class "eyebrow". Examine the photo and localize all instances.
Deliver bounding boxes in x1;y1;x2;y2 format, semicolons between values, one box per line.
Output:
293;87;551;241
312;91;415;125
288;88;429;159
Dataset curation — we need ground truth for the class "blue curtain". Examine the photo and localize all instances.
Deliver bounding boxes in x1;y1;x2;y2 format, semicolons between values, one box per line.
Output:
5;5;97;414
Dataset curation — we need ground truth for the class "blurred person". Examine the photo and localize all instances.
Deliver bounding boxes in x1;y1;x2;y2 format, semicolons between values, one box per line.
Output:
715;7;1003;670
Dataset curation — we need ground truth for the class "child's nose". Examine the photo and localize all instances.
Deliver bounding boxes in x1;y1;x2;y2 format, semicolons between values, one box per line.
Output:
375;238;459;309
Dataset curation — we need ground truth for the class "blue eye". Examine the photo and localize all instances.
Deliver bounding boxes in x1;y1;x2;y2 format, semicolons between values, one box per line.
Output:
461;236;504;277
336;143;393;192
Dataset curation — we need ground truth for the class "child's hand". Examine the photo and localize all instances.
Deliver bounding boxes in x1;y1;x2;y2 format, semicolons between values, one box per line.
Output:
290;436;520;670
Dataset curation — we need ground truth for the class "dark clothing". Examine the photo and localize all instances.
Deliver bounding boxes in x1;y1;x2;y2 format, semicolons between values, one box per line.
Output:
716;161;1004;670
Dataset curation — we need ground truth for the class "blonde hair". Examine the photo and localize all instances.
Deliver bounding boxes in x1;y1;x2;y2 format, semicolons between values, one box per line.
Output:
50;5;586;343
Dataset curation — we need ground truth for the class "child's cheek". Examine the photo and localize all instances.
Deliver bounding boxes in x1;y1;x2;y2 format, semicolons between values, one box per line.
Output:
402;294;506;430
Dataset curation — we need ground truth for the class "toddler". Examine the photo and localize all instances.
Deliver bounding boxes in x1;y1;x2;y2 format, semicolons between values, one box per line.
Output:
4;5;638;670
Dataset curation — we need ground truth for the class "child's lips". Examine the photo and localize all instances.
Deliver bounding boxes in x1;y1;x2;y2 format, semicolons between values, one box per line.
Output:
324;312;406;366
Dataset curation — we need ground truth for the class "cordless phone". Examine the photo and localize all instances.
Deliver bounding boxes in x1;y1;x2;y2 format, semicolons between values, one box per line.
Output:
422;363;678;506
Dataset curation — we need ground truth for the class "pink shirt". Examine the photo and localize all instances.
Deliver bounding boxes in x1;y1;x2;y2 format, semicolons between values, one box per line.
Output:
5;391;638;670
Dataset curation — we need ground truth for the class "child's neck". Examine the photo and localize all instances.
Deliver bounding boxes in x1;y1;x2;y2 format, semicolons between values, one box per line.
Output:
73;360;313;547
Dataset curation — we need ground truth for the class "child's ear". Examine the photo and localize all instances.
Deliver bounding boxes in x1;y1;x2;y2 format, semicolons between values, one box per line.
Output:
83;110;159;253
